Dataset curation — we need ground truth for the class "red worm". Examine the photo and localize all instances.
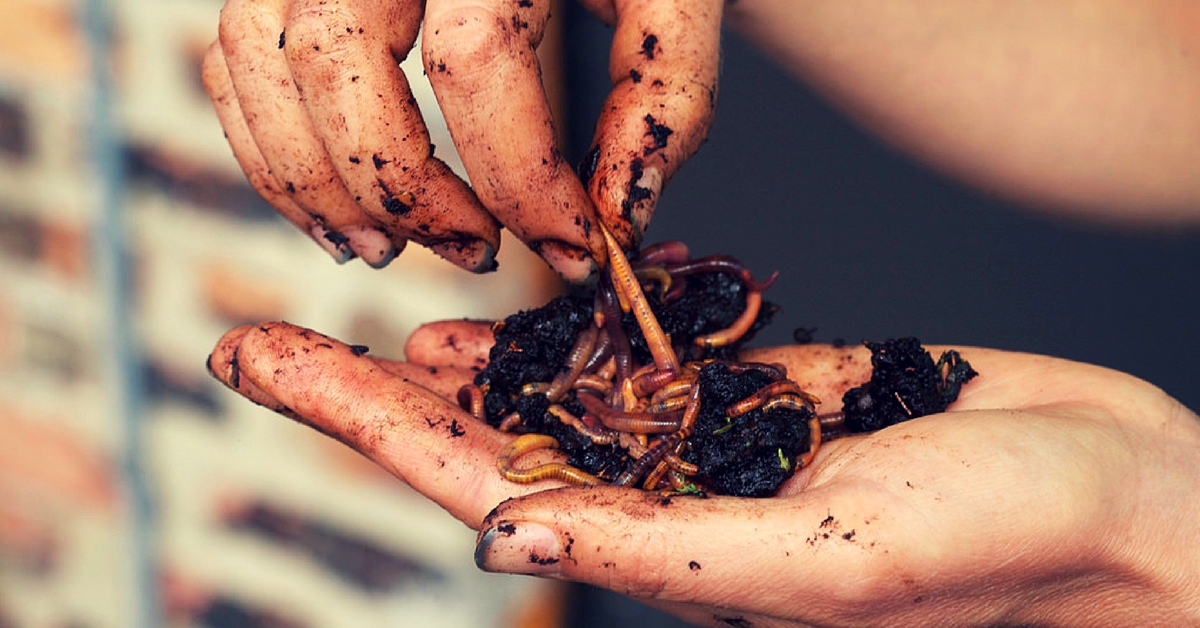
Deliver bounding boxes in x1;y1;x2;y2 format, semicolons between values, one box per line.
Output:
496;434;601;486
576;392;682;434
634;241;691;266
600;224;679;374
664;255;778;292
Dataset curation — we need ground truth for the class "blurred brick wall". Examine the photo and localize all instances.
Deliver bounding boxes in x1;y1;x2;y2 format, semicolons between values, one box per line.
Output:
0;0;554;626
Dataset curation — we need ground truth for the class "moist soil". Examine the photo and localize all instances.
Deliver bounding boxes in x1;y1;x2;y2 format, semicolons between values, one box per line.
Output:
474;266;976;497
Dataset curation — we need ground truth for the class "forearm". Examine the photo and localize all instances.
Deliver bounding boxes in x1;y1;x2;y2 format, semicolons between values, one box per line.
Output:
726;0;1200;222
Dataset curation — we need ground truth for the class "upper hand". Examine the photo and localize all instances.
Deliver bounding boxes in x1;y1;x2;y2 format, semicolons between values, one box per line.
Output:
208;319;1200;627
202;0;723;281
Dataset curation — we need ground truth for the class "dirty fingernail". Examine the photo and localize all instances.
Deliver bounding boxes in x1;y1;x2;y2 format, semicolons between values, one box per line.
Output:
310;225;355;264
534;240;599;284
345;226;402;269
430;238;497;273
475;521;562;576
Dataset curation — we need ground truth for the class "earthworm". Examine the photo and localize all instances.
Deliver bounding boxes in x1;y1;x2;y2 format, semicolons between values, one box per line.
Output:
664;255;778;292
630;366;682;398
633;240;690;266
726;380;813;417
695;290;764;348
544;326;599;401
576;392;682;434
600;223;679;374
457;384;486;421
548;404;619;445
496;433;601;486
597;282;633;388
581;328;613;373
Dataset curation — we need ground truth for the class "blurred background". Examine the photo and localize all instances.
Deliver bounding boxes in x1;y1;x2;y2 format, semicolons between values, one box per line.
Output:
1;1;1198;627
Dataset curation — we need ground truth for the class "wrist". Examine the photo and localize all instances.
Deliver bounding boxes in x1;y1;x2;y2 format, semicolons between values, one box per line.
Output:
1074;402;1200;625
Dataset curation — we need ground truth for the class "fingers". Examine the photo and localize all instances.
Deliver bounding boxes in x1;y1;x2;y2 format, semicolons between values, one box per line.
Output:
206;322;565;527
283;0;502;271
213;0;502;271
423;0;604;281
741;343;1052;415
218;0;406;267
404;319;495;370
202;43;355;264
207;324;304;418
210;0;725;278
584;0;724;249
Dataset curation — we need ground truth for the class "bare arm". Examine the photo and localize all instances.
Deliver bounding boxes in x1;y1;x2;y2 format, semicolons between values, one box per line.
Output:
727;0;1200;223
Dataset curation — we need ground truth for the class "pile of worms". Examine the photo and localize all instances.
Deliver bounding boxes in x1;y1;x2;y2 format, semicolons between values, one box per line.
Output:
457;227;976;497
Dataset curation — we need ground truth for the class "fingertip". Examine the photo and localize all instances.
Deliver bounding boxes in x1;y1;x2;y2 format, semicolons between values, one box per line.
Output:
208;324;255;385
404;319;496;369
590;162;661;252
344;226;403;268
208;323;302;416
431;238;498;273
199;40;227;96
474;520;563;576
309;224;356;264
533;240;600;284
626;166;662;243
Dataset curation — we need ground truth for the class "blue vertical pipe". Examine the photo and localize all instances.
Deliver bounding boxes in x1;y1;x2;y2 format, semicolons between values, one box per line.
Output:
81;1;158;626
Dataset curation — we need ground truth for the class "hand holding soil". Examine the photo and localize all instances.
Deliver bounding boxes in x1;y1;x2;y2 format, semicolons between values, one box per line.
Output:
208;320;1200;627
202;0;722;281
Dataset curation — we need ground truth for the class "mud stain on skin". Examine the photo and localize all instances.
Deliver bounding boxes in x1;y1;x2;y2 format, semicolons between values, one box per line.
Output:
640;33;658;59
643;114;673;155
229;350;241;388
529;552;558;566
622;158;653;220
563;534;575;560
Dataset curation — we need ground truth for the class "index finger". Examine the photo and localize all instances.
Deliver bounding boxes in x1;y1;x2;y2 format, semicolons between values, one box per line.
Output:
423;0;606;282
209;321;571;528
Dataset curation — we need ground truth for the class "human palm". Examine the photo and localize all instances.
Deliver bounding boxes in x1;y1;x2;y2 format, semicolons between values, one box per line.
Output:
209;320;1200;627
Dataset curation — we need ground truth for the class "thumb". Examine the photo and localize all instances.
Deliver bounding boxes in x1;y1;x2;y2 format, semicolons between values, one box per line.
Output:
585;0;722;249
473;485;890;618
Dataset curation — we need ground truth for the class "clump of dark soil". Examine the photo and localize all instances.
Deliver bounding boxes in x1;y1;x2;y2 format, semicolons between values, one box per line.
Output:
475;268;781;488
470;246;977;497
842;338;978;433
684;363;812;497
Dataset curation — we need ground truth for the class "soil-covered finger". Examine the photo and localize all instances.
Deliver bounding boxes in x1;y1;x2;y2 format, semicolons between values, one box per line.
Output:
423;0;604;281
742;343;1139;418
283;0;501;272
584;0;723;250
231;321;568;527
207;324;302;419
219;0;396;265
403;319;496;370
202;42;354;261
